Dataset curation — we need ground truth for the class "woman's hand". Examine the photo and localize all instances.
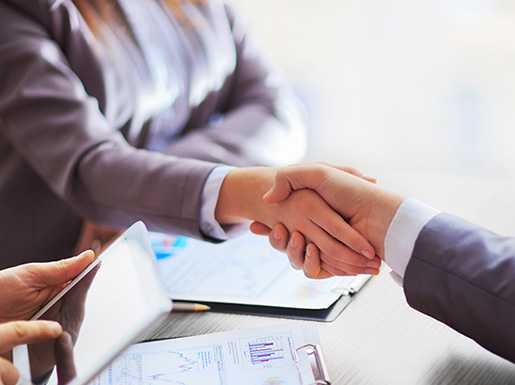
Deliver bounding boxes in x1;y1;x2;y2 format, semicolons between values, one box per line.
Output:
0;251;95;322
0;320;62;385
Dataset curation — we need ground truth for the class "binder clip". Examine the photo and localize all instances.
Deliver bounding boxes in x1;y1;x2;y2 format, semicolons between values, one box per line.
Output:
295;344;331;385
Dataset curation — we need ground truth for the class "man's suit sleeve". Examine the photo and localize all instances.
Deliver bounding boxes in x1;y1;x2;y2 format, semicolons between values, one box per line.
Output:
404;213;515;363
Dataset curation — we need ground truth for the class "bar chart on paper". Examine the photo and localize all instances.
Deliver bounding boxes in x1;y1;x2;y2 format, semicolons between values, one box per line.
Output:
243;335;286;368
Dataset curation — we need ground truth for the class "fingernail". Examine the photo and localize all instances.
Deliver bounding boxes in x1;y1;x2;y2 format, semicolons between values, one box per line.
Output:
367;260;381;268
49;322;63;335
306;247;312;258
365;268;380;275
361;249;373;259
273;231;281;241
290;238;297;249
362;175;377;182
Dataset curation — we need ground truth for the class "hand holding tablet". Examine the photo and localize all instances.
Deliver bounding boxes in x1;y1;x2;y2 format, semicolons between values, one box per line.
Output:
15;222;171;385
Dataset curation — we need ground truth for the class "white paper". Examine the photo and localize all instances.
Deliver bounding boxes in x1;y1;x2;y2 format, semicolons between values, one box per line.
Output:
152;231;359;309
90;324;323;385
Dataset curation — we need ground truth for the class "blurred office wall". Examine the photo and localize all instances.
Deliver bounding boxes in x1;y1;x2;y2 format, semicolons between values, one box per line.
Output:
233;0;515;178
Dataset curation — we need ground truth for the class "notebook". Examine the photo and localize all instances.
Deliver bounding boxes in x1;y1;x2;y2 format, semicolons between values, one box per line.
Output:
14;221;172;385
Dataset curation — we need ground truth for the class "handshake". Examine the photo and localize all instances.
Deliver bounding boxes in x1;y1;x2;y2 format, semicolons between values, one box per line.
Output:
217;162;406;280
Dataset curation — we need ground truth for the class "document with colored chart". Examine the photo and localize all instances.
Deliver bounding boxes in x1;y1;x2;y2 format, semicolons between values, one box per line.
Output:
93;323;329;385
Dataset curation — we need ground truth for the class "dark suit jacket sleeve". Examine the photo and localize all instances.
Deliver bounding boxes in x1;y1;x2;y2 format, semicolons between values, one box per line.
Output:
403;213;515;363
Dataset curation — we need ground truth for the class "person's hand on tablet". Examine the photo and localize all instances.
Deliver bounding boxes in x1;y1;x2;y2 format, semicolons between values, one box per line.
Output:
0;251;95;322
0;320;62;385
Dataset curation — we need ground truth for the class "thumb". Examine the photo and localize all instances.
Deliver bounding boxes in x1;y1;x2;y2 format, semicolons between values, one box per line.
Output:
263;165;319;203
262;173;296;204
263;163;376;204
29;250;96;287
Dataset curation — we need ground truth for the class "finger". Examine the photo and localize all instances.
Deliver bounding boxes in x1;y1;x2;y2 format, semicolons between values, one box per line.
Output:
249;222;272;236
28;250;95;288
362;175;377;184
302;220;375;268
317;162;375;182
320;254;381;276
320;261;356;277
287;232;306;270
0;357;19;385
303;243;333;279
268;224;289;252
0;321;62;353
309;205;375;259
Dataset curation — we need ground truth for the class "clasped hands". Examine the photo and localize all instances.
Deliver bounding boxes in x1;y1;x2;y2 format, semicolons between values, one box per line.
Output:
247;163;404;279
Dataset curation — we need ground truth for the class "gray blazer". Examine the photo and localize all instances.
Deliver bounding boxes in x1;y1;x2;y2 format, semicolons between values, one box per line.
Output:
0;0;306;268
404;213;515;363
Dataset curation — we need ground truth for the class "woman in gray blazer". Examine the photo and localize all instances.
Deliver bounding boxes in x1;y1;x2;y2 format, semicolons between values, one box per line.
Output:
0;0;377;274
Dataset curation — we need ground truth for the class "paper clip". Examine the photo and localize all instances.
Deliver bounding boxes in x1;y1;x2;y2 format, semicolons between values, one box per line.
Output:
295;344;331;385
331;274;372;296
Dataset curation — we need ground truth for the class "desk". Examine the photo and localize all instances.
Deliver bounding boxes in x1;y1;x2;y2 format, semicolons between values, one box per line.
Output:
144;172;515;384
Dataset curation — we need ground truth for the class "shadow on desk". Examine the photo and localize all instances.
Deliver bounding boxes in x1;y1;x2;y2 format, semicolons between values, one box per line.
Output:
426;355;515;385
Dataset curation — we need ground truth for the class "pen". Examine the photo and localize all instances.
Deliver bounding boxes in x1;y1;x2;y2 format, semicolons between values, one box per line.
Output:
172;302;211;312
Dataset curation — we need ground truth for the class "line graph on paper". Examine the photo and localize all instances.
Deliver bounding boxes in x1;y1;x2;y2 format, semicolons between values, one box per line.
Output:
155;232;288;298
105;345;225;385
153;231;347;309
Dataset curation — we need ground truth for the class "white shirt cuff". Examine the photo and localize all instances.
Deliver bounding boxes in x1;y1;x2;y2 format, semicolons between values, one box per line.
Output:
384;198;440;279
200;166;250;240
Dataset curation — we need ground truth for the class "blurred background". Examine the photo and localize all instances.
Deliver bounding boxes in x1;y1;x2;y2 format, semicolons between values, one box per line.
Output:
233;0;515;180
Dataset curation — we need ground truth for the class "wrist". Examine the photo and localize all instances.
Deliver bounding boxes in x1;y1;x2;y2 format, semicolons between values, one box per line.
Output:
215;167;277;225
352;184;404;259
367;187;404;259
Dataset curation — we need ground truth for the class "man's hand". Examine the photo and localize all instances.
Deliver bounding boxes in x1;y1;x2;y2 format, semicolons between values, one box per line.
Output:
0;320;62;385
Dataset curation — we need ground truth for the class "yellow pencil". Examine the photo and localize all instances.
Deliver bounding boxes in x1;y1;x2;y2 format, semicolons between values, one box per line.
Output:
172;302;211;312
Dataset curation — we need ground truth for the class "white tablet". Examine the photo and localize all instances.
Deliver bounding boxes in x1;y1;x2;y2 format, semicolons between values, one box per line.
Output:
20;221;172;385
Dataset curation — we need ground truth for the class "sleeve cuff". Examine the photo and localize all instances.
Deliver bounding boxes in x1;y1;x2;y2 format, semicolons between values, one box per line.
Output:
200;166;250;241
384;198;440;279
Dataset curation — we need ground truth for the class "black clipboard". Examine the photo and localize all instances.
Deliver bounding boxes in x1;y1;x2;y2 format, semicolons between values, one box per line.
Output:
174;275;372;322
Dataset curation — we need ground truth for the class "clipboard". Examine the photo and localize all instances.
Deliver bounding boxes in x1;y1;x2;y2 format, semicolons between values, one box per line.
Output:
93;323;330;385
178;275;372;322
153;231;373;322
296;344;331;385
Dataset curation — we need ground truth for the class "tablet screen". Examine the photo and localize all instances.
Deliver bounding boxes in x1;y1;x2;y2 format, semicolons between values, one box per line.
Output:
27;222;172;385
